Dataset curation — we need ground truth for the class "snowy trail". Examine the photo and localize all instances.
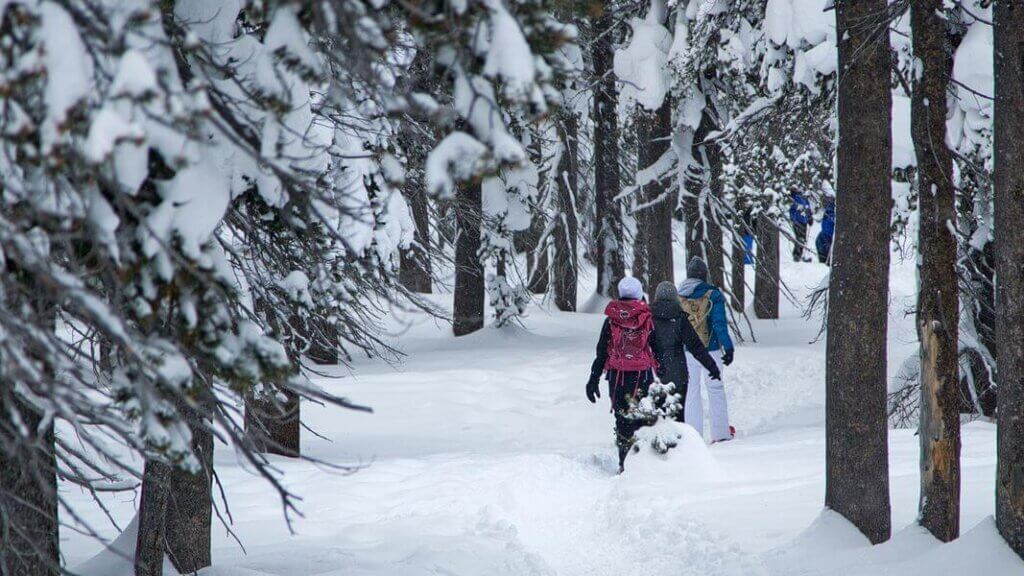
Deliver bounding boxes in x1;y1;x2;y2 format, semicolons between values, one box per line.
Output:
65;253;1022;575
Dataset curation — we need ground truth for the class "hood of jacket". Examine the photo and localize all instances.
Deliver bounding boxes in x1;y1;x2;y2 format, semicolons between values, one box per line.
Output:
677;278;709;298
604;299;651;329
651;299;683;320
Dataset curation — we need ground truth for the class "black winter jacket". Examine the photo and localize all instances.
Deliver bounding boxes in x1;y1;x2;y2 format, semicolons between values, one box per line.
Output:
650;300;721;386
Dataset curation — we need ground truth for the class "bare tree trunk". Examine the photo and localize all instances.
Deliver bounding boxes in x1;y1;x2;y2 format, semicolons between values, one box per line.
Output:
164;402;213;574
135;459;170;576
553;111;579;311
400;181;432;293
994;0;1024;558
704;137;725;289
730;232;746;312
0;295;58;576
306;320;338;365
454;181;485;335
592;9;625;297
245;387;300;457
0;394;58;576
826;0;892;545
911;0;960;542
754;213;779;319
638;99;675;289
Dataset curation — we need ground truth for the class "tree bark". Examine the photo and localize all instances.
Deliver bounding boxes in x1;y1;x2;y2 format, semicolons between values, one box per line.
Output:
553;111;579;311
704;136;726;289
0;394;58;576
245;387;300;457
453;181;485;335
306;319;339;365
826;0;893;545
135;459;171;576
911;0;960;542
637;99;675;290
399;180;432;293
754;213;779;319
994;0;1024;558
730;231;746;312
592;9;625;297
164;401;214;574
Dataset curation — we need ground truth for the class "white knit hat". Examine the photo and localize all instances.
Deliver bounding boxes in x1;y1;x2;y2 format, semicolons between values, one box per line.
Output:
617;277;644;300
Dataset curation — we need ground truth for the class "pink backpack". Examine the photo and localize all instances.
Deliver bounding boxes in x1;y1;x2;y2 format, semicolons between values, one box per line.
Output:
603;300;658;373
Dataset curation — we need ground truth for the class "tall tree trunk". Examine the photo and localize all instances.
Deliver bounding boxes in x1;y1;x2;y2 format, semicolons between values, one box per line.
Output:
135;459;171;576
164;401;214;574
704;136;726;289
826;0;893;545
0;295;58;576
730;232;746;312
400;181;432;293
994;0;1024;558
245;387;300;457
637;99;675;290
754;213;779;319
553;112;579;311
306;319;339;365
592;9;625;297
911;0;960;542
0;394;58;576
453;181;485;335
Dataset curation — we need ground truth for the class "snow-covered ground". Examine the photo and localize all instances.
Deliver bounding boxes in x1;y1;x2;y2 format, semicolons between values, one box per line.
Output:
64;235;1023;575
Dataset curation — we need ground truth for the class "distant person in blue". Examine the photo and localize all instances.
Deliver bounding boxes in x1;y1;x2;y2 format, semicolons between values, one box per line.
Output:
788;192;813;262
816;194;835;265
678;257;736;443
740;208;755;265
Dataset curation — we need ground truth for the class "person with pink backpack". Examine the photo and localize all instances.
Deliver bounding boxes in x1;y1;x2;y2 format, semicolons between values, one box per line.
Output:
585;277;661;472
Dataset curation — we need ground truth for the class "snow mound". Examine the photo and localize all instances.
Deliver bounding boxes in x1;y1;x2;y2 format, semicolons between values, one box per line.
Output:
625;419;723;482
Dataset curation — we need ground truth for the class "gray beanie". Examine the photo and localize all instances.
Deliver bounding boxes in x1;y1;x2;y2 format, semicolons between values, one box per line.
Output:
686;257;709;282
654;281;678;302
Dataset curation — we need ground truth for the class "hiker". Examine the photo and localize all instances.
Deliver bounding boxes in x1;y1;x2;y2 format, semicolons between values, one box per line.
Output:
586;277;659;472
651;281;721;422
788;192;813;262
678;257;736;443
816;195;835;265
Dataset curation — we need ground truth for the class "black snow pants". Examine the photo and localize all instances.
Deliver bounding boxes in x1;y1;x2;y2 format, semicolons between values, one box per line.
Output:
607;369;655;470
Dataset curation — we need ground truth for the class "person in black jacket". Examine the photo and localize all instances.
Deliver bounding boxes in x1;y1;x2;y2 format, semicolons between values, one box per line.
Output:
586;277;658;472
650;281;721;421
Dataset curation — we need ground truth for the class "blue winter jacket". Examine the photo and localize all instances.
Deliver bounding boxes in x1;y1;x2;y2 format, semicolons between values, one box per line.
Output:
677;280;734;352
789;193;813;226
820;201;835;237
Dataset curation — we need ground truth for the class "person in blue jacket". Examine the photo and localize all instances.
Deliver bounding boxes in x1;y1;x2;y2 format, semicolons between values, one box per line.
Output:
816;195;835;265
677;257;736;443
788;192;813;262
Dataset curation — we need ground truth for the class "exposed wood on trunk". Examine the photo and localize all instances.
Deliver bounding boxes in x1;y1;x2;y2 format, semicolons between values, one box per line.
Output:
453;181;485;336
825;0;893;545
994;0;1024;558
911;0;960;542
754;213;779;319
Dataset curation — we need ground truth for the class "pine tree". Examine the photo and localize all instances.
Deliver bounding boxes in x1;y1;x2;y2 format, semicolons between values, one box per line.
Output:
993;0;1024;558
826;0;893;544
911;0;960;543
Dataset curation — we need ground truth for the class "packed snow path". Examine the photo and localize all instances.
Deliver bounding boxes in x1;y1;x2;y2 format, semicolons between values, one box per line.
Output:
67;255;1023;575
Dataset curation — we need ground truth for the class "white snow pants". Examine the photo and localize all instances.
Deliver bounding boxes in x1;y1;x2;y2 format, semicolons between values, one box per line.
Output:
684;349;731;442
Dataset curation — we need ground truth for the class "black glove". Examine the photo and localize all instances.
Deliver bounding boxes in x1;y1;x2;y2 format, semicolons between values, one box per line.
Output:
709;370;722;381
586;378;601;403
722;349;734;366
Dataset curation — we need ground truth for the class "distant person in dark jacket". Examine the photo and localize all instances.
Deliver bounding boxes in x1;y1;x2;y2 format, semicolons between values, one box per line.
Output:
789;192;813;262
678;257;736;443
586;277;659;472
650;281;720;421
816;195;835;264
